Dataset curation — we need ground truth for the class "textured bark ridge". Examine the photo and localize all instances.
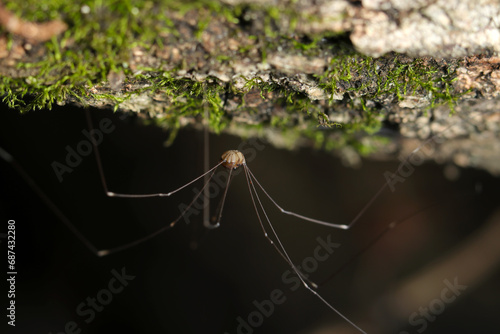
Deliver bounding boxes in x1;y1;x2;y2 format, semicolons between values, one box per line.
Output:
1;0;499;174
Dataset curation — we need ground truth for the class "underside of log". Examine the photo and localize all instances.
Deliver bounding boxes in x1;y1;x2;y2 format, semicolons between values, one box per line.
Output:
1;0;499;174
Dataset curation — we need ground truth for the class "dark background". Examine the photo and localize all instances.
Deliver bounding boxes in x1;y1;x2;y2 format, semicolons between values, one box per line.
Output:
1;105;499;334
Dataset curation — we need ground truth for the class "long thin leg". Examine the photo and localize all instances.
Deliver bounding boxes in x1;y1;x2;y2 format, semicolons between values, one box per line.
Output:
0;146;101;256
242;166;317;287
1;142;221;256
243;165;367;334
98;166;219;256
316;187;481;286
85;109;224;198
246;167;349;229
210;168;233;227
245;119;466;231
203;104;210;227
4;110;228;257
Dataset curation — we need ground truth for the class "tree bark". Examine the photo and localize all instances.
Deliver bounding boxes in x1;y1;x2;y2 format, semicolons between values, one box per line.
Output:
1;0;499;174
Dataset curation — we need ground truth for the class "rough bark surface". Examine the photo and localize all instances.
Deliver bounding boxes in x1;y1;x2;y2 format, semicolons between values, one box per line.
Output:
1;0;500;175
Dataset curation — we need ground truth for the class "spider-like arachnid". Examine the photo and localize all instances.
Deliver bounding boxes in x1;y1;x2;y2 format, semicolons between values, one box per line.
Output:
0;107;498;334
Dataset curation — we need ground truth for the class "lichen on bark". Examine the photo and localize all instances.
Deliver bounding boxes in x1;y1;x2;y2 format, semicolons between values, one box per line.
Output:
0;0;499;174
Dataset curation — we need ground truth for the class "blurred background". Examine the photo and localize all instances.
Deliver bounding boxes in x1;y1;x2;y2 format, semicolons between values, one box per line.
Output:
1;105;499;334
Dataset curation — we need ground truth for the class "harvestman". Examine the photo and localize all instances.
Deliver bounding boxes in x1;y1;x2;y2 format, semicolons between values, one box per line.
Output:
0;109;478;334
82;110;367;333
77;110;463;334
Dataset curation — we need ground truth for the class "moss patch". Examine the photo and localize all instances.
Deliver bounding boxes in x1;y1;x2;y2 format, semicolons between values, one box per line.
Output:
0;0;466;157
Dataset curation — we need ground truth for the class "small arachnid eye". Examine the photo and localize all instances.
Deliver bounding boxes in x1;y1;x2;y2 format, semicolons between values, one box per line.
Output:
221;150;246;169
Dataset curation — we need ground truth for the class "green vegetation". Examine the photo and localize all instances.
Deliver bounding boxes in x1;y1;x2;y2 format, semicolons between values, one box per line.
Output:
0;0;464;156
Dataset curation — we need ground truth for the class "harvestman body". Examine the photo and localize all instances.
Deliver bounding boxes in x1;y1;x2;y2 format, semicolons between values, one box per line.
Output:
220;150;245;169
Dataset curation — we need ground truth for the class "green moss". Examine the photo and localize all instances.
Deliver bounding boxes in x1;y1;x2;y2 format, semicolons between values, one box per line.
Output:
1;0;229;110
0;0;467;157
317;52;462;112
